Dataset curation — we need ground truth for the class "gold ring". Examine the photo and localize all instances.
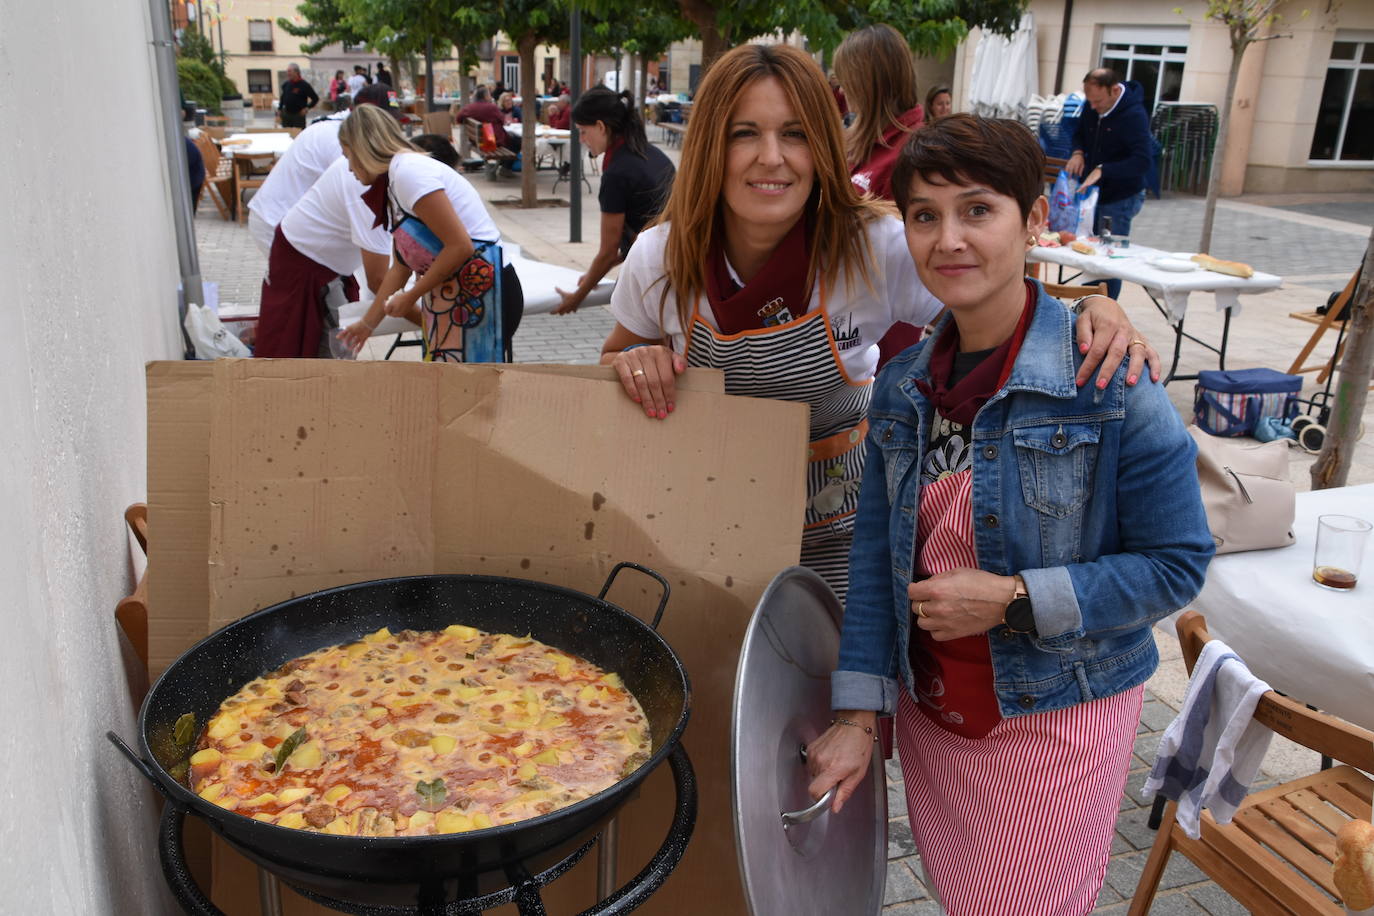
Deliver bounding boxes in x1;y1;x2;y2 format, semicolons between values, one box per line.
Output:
1128;338;1147;350
916;601;927;618
632;369;646;377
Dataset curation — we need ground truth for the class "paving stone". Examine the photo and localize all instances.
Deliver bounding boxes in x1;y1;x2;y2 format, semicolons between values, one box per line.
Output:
1159;854;1208;890
887;817;916;859
1095;879;1124;905
884;859;923;905
881;901;944;915
1186;884;1249;916
1135;732;1163;766
1139;699;1178;732
889;855;929;901
1137;891;1210;914
1111;831;1132;855
1116;805;1164;851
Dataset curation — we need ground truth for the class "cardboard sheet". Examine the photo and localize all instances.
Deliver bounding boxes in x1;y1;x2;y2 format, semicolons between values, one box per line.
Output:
147;359;806;915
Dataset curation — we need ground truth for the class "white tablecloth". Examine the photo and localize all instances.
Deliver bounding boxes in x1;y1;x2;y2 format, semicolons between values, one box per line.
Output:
1179;483;1374;729
221;132;295;157
1027;242;1282;323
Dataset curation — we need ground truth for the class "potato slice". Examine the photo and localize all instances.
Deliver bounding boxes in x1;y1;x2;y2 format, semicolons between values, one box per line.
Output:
436;811;472;833
323;785;351;803
190;748;222;766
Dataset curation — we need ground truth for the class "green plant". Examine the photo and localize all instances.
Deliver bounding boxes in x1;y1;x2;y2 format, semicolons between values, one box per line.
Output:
177;58;227;113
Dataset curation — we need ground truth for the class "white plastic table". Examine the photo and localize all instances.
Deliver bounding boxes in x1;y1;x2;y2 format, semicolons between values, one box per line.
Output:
1176;483;1374;730
220;132;295;157
1027;242;1282;384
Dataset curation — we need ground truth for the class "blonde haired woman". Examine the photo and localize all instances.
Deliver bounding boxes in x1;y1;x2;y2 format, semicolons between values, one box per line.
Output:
337;105;521;361
599;43;1157;598
834;23;925;201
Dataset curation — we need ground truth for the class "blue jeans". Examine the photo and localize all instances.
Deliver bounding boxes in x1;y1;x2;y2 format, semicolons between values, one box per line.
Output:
1094;191;1146;299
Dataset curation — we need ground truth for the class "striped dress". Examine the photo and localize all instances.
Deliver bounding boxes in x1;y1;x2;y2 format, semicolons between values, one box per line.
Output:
900;412;1141;914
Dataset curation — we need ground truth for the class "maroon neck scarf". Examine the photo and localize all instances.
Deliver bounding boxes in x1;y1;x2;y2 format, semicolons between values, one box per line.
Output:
704;215;812;335
362;173;391;230
601;137;625;171
915;280;1037;426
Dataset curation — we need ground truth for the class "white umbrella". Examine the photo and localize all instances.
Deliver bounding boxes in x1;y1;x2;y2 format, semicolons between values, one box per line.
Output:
968;13;1039;121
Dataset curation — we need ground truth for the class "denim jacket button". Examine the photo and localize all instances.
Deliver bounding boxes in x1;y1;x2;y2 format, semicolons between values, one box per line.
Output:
1018;694;1035;709
1000;628;1015;641
982;445;998;460
983;514;1000;528
1051;432;1068;448
883;427;893;441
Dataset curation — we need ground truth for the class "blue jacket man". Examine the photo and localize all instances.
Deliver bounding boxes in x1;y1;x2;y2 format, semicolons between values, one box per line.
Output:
1069;69;1153;296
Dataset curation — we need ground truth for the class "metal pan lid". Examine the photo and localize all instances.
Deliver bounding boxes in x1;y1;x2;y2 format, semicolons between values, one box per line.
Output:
731;567;886;915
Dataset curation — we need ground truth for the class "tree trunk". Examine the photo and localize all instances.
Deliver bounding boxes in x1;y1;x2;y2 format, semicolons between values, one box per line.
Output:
677;0;728;75
389;55;402;91
639;53;650;106
1198;38;1245;255
454;41;472;157
1310;228;1374;490
518;33;539;208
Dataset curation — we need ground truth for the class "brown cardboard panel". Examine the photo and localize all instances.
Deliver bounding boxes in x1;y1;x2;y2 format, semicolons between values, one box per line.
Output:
157;358;803;916
146;361;215;678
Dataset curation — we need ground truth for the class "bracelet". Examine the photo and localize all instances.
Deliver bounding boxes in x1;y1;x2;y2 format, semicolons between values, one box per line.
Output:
1070;294;1110;315
831;717;879;742
622;343;649;352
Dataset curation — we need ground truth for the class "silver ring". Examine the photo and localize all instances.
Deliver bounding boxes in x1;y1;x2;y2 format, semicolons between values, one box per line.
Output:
632;369;646;377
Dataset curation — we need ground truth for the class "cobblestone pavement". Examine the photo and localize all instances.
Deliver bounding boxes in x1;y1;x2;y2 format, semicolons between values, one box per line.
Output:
194;138;1372;913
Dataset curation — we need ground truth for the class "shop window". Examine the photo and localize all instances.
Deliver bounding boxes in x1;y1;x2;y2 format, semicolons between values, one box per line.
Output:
1310;33;1374;162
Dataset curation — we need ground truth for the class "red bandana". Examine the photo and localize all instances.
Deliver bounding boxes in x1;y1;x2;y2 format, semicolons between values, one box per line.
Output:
915;281;1037;426
704;215;812;335
601;137;625;171
362;173;391;230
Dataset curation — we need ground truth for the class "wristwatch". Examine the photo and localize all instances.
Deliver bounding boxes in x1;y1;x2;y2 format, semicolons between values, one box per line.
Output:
1003;576;1036;634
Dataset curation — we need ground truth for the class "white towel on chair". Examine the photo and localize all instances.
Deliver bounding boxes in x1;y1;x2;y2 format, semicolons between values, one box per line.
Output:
1143;638;1274;839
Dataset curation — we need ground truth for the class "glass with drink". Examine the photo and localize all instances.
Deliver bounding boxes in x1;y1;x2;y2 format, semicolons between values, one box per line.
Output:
1312;514;1371;591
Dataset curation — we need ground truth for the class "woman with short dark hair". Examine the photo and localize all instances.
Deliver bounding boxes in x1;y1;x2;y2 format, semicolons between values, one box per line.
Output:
554;86;675;314
806;115;1213;913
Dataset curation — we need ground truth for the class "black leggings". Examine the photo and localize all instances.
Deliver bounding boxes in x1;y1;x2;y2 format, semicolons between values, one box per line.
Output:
501;262;523;361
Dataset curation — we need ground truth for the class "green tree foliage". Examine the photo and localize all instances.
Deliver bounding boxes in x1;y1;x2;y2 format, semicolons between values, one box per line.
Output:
176;22;238;97
177;58;230;112
277;0;371;55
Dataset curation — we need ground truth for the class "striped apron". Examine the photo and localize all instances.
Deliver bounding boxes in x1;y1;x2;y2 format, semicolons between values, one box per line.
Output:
686;288;871;600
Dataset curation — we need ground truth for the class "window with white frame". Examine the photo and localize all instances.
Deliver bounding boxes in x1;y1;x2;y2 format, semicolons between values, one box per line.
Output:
1098;26;1188;117
248;19;273;53
246;69;273;94
1310;32;1374;162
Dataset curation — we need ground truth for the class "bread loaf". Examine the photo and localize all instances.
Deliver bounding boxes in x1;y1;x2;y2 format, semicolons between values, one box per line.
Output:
1335;820;1374;911
1191;253;1255;279
1071;240;1096;255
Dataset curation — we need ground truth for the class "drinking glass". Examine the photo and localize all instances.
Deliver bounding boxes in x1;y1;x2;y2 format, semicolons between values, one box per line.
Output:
1312;514;1371;591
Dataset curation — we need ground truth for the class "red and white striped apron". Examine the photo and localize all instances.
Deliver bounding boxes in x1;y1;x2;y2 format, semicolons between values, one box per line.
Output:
685;287;871;599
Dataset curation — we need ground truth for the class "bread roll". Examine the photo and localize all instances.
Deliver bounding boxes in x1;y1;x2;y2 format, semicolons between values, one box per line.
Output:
1335;819;1374;911
1071;239;1096;255
1191;253;1255;279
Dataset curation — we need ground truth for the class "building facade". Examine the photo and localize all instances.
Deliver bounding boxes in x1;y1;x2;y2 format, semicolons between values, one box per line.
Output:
954;0;1374;193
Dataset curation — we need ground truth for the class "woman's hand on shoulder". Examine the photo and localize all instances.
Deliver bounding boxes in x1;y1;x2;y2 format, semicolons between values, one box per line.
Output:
609;344;685;419
806;712;877;813
1074;295;1160;389
908;569;1015;641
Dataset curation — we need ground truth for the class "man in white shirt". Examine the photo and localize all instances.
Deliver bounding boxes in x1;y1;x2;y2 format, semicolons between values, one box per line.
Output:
246;82;399;256
346;66;368;98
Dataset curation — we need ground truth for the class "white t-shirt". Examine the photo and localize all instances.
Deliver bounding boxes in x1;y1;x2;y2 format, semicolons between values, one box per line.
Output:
388;152;501;246
279;158;392;276
347;74;367;96
247;112;348;229
610;217;943;382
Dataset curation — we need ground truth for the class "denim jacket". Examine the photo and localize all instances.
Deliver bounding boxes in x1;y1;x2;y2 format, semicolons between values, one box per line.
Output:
832;285;1214;718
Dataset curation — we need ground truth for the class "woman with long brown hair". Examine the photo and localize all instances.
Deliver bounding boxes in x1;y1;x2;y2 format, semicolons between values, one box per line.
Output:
599;43;1158;598
834;23;925;201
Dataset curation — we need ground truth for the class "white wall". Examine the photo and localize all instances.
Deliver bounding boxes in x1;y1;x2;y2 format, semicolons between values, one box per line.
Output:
0;0;186;912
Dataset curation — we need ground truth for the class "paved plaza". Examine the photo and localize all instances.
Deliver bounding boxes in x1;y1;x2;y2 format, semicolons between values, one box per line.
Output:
194;131;1373;913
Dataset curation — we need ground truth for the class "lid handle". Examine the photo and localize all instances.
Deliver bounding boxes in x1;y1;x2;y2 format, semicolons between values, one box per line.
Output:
781;787;835;829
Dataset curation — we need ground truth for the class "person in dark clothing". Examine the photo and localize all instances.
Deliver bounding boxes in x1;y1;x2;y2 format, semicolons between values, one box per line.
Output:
375;62;393;87
458;86;519;153
184;135;206;203
1068;69;1152;298
279;64;319;129
554;86;675;314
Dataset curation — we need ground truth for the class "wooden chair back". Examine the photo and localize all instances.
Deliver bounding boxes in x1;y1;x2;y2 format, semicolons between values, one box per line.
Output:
1176;611;1374;771
423;109;453;137
1043;155;1067;188
1041;280;1108;300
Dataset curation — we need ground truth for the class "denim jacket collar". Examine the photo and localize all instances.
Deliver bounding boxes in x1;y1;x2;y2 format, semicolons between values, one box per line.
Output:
896;283;1080;411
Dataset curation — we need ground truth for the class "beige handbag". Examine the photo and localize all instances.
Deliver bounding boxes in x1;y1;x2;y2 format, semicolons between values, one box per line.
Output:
1188;426;1296;554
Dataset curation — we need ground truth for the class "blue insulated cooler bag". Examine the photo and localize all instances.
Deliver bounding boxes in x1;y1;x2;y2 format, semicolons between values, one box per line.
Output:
1193;368;1301;437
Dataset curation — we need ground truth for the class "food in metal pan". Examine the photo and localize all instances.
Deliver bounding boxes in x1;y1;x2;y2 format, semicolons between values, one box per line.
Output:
188;625;651;836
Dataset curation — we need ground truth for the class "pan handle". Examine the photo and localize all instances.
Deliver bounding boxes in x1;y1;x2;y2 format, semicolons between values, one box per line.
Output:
159;801;229;916
597;562;671;631
108;731;171;799
781;788;836;828
576;743;696;916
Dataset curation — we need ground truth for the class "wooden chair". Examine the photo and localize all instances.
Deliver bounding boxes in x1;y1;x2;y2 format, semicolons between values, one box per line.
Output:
1043;155;1068;191
233;153;275;223
1129;611;1374;916
1041;279;1107;300
193;134;235;221
422;109;453;138
114;504;151;707
462;118;517;173
1287;269;1371;388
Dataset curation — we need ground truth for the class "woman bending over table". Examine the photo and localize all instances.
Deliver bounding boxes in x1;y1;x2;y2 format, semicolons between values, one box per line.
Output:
337;106;522;361
554;86;675;315
806;115;1214;914
598;44;1159;600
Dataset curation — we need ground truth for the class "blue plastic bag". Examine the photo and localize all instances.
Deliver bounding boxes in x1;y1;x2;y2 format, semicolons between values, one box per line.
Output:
1048;169;1079;233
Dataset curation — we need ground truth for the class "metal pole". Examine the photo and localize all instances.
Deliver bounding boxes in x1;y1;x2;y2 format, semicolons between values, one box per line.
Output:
1053;0;1074;96
596;818;620;901
569;3;582;243
151;0;204;357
